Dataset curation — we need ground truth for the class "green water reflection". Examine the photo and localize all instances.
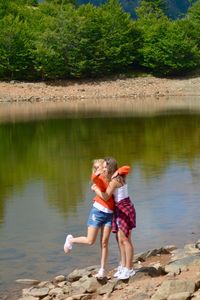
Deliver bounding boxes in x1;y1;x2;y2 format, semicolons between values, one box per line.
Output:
0;113;200;225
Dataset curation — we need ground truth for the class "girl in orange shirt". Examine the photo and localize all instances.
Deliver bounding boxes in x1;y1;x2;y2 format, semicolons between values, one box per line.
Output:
64;158;116;278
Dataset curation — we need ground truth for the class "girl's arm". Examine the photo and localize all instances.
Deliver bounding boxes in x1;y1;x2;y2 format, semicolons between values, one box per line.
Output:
111;165;130;179
92;179;119;201
91;173;108;192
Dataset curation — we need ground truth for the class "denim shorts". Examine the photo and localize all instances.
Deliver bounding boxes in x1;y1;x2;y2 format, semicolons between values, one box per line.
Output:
87;207;113;228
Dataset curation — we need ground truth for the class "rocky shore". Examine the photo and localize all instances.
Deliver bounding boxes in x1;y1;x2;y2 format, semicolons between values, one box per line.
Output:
8;239;200;300
1;75;200;122
1;75;200;103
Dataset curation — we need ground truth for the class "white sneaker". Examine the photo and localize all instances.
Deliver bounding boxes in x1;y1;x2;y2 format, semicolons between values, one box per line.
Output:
129;269;136;277
64;234;73;253
94;268;106;279
118;267;135;280
113;265;124;278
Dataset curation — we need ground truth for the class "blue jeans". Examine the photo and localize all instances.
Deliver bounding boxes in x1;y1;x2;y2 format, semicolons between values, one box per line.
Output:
87;206;113;228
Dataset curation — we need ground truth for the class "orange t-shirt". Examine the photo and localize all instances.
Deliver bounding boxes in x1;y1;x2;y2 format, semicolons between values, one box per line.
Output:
91;165;131;211
91;173;114;211
117;165;130;176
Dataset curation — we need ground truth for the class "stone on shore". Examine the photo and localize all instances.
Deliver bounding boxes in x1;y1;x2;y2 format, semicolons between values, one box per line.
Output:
15;279;40;285
11;239;200;300
151;280;196;300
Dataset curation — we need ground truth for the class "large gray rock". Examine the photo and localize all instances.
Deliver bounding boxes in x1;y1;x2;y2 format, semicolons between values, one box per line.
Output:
151;280;195;300
48;287;64;297
170;249;189;261
67;269;91;282
71;281;87;294
81;277;101;293
171;244;200;261
53;275;66;283
97;281;117;295
129;266;165;283
23;287;49;298
136;247;172;262
37;281;55;289
165;254;200;274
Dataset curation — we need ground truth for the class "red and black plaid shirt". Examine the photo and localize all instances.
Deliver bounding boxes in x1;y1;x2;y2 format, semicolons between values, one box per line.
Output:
112;197;136;237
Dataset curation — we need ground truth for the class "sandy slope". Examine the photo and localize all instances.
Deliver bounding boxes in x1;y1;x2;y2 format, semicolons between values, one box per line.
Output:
0;76;200;122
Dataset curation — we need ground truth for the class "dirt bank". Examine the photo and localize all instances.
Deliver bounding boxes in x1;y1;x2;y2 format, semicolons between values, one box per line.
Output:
0;76;200;122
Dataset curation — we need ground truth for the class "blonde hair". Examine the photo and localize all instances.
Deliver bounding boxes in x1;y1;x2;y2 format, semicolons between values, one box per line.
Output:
92;158;104;173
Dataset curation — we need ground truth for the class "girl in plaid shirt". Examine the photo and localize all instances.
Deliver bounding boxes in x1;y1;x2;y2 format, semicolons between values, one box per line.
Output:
92;157;136;280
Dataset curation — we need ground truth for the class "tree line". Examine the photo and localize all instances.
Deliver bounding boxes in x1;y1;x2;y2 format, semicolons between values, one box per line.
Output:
0;0;200;80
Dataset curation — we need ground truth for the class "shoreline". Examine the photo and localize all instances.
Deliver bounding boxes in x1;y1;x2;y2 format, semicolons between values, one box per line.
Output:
1;76;200;122
2;239;200;300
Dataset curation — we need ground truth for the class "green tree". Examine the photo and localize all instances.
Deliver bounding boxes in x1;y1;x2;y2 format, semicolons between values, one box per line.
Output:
34;0;142;78
185;0;200;48
136;0;200;75
33;2;77;78
0;14;35;79
136;0;167;17
0;0;38;18
92;0;141;75
44;0;76;5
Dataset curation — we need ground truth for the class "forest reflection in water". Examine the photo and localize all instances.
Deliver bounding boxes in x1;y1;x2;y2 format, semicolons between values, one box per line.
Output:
0;111;200;293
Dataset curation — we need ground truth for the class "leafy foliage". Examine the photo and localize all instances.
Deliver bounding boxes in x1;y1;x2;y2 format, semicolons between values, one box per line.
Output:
0;15;35;79
0;0;200;79
33;0;141;78
136;0;200;75
185;0;200;48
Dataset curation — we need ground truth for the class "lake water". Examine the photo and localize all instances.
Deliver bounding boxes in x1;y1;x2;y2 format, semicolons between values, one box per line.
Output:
0;109;200;296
